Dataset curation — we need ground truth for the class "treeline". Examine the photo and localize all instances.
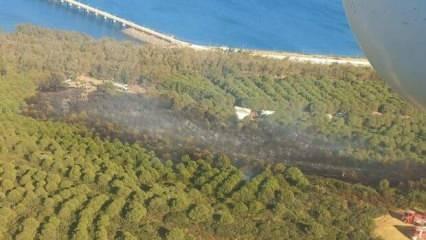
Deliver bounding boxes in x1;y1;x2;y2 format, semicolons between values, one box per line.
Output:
0;67;425;240
0;25;424;165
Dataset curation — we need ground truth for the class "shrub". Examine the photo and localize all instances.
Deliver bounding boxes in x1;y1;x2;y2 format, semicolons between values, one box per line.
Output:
39;216;60;240
285;167;309;188
0;207;16;226
214;210;235;224
15;217;39;240
169;194;190;212
7;187;25;202
124;201;147;223
187;204;212;223
1;179;14;191
166;228;186;240
115;231;138;240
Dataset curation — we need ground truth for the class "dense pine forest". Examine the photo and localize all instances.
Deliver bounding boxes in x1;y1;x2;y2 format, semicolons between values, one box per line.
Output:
2;25;425;165
0;25;425;239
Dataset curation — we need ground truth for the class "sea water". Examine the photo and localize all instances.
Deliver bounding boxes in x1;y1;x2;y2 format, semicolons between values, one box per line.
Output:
0;0;361;56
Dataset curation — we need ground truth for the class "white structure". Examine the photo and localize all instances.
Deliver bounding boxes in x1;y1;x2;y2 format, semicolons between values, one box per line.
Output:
112;82;129;92
234;106;252;120
260;110;275;116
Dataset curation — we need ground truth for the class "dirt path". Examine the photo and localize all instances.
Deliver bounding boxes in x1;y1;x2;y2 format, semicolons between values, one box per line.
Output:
374;214;411;240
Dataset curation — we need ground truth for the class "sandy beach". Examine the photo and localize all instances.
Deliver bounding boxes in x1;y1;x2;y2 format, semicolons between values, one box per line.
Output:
122;27;370;67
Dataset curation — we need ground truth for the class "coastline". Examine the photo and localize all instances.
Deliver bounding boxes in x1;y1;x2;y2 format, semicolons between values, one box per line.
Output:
50;0;370;67
122;27;371;67
249;50;370;66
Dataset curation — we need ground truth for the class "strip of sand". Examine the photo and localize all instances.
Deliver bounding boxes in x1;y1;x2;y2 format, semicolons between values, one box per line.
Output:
249;50;370;66
123;27;370;67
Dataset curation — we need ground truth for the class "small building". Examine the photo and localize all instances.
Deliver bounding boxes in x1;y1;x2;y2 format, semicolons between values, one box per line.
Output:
372;111;384;116
112;82;129;92
64;79;73;85
335;112;347;118
260;110;275;116
234;106;252;120
234;107;275;121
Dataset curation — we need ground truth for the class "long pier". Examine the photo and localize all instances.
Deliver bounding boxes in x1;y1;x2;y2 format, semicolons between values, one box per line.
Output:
51;0;371;67
54;0;190;46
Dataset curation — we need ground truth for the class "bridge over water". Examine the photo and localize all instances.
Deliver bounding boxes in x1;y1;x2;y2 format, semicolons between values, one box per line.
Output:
53;0;189;46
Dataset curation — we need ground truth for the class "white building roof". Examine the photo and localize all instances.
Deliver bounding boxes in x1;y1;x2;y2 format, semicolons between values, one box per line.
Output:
260;110;275;116
234;106;252;120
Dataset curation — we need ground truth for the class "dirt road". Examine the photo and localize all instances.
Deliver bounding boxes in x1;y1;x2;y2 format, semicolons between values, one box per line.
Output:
374;214;411;240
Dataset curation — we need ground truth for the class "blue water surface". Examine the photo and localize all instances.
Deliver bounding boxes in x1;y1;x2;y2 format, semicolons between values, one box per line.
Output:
0;0;361;56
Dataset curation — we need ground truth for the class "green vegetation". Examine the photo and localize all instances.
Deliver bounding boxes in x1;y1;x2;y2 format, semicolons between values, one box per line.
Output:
0;25;424;239
2;25;424;165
